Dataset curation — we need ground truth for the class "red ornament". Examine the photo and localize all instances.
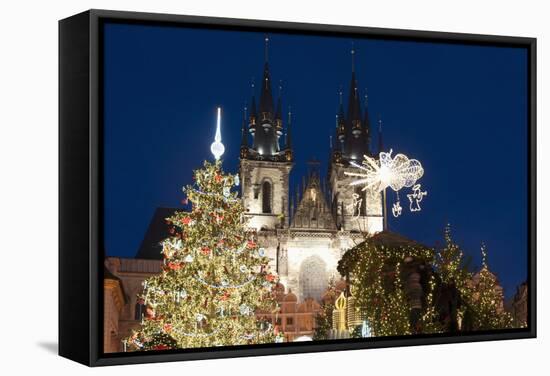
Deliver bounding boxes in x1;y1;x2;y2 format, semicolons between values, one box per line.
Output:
167;262;182;270
247;240;256;249
201;246;211;255
265;274;275;282
181;217;192;225
215;174;222;183
220;291;231;301
163;323;173;333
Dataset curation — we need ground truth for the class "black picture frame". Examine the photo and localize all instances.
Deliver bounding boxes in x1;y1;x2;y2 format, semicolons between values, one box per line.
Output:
59;9;537;367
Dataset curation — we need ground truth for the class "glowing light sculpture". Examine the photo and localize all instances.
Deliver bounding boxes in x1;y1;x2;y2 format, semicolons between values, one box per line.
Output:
345;149;427;217
210;107;225;160
345;149;424;193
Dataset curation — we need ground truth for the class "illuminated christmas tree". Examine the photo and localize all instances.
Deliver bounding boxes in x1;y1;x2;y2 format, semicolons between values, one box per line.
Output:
313;278;338;340
435;224;473;331
125;109;279;350
338;232;438;337
470;243;513;330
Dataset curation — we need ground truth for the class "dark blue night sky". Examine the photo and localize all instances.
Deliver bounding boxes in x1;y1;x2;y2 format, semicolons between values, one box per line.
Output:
103;22;528;298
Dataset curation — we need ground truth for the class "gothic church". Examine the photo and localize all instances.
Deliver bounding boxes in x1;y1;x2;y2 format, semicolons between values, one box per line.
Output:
239;41;383;302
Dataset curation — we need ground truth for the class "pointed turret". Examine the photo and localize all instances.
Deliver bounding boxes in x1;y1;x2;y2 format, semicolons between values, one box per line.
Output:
243;36;286;160
377;116;384;154
241;105;248;146
259;62;275;125
363;89;372;155
334;43;370;162
275;82;283;135
347;74;362;137
249;80;257;135
259;36;274;127
284;106;293;161
337;88;346;142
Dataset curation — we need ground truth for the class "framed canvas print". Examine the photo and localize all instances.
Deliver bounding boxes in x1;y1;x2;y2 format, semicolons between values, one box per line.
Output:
59;9;536;366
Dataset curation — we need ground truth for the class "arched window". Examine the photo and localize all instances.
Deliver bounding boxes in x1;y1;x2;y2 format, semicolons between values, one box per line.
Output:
262;181;272;213
299;255;328;302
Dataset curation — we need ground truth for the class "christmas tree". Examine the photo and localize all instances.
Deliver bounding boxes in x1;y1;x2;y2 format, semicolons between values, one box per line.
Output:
126;160;279;351
313;278;338;340
437;224;472;294
435;224;473;331
470;243;513;330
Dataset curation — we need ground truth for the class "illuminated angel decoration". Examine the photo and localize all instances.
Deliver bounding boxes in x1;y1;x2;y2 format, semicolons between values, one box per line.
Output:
346;149;424;193
347;193;364;220
407;184;427;212
345;149;428;215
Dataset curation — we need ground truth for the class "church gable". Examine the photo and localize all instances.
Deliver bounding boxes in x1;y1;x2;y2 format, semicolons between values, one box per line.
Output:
291;172;336;230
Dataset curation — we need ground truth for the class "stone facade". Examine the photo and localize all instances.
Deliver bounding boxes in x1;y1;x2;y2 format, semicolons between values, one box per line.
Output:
511;282;528;327
240;159;292;230
240;162;381;303
328;162;384;234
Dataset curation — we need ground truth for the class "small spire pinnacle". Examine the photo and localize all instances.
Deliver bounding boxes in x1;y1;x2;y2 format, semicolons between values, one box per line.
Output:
377;115;383;153
338;86;343;105
351;42;355;73
288;105;292;123
265;35;269;63
286;105;292;150
241;103;248;147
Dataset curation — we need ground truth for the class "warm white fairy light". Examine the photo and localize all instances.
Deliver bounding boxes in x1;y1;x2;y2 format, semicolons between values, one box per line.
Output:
210;107;225;160
345;149;424;193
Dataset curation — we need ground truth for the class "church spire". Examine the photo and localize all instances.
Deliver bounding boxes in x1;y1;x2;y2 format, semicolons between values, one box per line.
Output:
363;89;371;154
259;35;274;124
245;36;284;159
351;41;356;73
377;115;384;154
275;81;283;135
286;106;292;150
241;104;248;147
347;49;362;138
249;79;257;134
337;86;346;142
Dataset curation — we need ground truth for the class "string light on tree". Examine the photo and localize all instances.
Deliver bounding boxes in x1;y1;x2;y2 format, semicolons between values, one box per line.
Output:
124;112;278;351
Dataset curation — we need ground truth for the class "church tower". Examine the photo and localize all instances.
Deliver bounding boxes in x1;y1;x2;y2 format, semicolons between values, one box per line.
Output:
240;36;293;231
328;46;384;234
